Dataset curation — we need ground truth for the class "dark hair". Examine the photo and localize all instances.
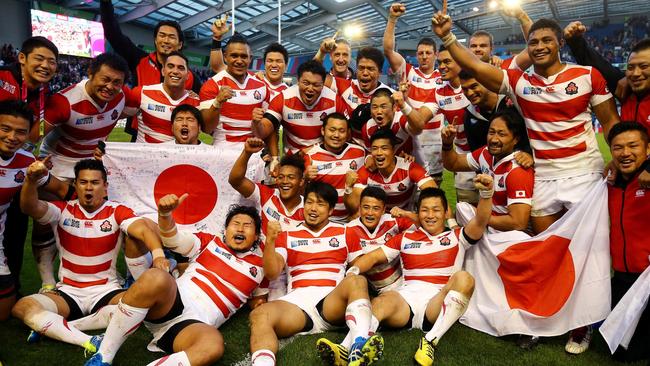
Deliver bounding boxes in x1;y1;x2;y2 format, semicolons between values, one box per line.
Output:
371;88;394;105
458;70;475;81
74;159;107;182
225;204;262;235
491;107;531;153
264;42;288;63
357;47;384;70
631;38;650;54
360;186;387;205
470;30;494;47
0;100;34;128
154;20;184;45
225;32;250;52
20;36;59;60
297;60;327;82
528;19;563;43
607;121;650;144
438;44;448;53
165;51;189;67
279;153;306;177
417;187;448;212
417;37;437;50
369;128;398;147
304;181;338;209
323;112;350;129
171;104;203;129
88;53;130;80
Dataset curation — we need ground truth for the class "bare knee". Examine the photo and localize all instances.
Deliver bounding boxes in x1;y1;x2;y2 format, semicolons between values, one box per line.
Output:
451;271;475;295
126;268;172;300
344;274;368;292
249;303;273;329
190;333;224;365
11;297;40;319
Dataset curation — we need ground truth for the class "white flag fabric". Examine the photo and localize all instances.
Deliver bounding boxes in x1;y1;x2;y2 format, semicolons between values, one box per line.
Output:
458;180;611;337
600;258;650;353
103;142;264;234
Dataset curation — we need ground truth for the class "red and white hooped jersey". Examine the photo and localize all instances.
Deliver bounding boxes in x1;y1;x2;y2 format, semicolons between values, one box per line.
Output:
500;65;612;179
41;79;127;161
382;227;473;286
361;111;414;155
247;183;304;236
179;232;265;319
257;74;288;100
199;70;270;145
401;63;441;107
346;214;416;290
275;222;354;291
126;83;200;143
354;157;433;210
423;81;470;152
266;85;349;154
330;77;394;113
302;143;366;221
467;147;534;216
38;200;139;289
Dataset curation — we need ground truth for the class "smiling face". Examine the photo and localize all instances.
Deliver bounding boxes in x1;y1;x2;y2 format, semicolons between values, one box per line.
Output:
155;25;182;57
626;49;650;94
225;42;252;79
527;28;562;69
370;95;395;128
276;165;304;202
460;77;489;106
172;110;200;145
0;114;30;158
86;65;125;105
359;195;385;231
416;44;436;74
331;42;351;75
356;58;380;93
437;50;461;81
487;117;518;159
469;35;493;63
303;192;332;230
224;213;259;252
322;117;349;153
265;51;286;84
19;47;57;87
417;196;446;236
163;55;189;90
74;169;108;213
298;71;325;106
610;130;650;180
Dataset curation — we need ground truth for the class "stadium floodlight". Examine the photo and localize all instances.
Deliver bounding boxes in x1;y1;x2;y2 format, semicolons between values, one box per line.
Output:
343;24;363;39
472;6;480;11
488;0;499;9
503;0;521;7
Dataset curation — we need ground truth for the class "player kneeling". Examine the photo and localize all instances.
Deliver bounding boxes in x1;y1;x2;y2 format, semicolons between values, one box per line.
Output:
249;182;383;366
86;200;268;366
349;175;494;366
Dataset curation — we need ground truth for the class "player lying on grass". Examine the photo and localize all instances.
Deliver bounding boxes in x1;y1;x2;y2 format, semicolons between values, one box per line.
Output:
340;175;494;366
13;159;168;353
249;182;383;366
86;201;269;366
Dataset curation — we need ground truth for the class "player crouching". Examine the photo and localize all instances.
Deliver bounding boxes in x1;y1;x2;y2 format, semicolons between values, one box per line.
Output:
348;175;495;366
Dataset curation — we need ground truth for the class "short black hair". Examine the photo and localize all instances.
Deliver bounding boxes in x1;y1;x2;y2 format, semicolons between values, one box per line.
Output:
323;112;350;129
470;30;494;47
171;104;203;129
279;153;306;177
225;32;250;52
371;88;394;105
417;187;448;212
304;181;338;209
438;44;448;53
74;159;107;182
417;37;437;49
631;38;650;54
528;19;563;43
20;36;59;60
491;107;531;153
458;69;475;81
264;42;288;64
165;51;189;67
607;121;650;144
357;47;384;70
360;186;387;205
369;128;398;147
225;204;262;235
154;20;184;45
297;60;327;82
0;100;34;128
88;53;130;80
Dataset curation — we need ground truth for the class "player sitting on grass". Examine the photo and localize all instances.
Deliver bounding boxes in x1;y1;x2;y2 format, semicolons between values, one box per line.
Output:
13;159;168;354
86;201;269;366
347;175;495;366
249;182;383;366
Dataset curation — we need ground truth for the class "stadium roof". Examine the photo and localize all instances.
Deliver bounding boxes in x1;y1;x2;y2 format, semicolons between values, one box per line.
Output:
61;0;649;55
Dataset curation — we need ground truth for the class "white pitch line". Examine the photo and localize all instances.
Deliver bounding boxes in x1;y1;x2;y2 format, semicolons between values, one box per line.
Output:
231;336;298;366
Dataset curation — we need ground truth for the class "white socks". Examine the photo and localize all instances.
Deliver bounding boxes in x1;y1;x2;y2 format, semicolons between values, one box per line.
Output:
251;349;276;366
96;299;148;364
424;290;469;345
69;305;117;331
32;237;57;286
345;299;372;343
341;314;379;349
25;310;91;346
146;351;190;366
124;252;153;280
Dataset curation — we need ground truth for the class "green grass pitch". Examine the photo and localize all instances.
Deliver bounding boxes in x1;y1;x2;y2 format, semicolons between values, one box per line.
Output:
0;130;638;365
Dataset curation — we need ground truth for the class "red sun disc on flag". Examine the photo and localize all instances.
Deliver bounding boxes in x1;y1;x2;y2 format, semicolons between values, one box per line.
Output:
153;164;218;225
496;235;575;317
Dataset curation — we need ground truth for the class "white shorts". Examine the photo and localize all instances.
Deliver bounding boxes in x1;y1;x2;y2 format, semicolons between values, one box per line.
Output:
267;270;287;302
277;286;338;335
375;276;404;295
56;282;123;317
395;282;444;330
454;171;476;190
531;173;601;217
417;143;443;176
47;154;80;180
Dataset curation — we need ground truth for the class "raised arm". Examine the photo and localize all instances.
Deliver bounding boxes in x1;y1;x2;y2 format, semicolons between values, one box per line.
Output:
228;138;265;198
343;170;362;216
208;14;230;74
262;221;285;281
432;12;504;92
99;0;146;70
383;3;408;73
463;174;494;241
393;87;427;134
440;125;473;171
502;3;534;70
20;158;51;220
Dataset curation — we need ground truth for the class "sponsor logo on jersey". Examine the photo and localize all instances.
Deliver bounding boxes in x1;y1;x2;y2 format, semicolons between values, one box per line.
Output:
249;266;258;277
13;170;25;183
0;80;17;94
523;87;543;95
290;239;309;248
287;112;303;120
253;90;262;100
306;112;314;118
317;162;333;171
565;82;579;95
111;110;119;120
384;232;393;242
147;104;166;112
100;220;113;232
329;238;340;248
404;242;422;249
438;98;453;107
265;207;281;221
84;221;94;228
75;117;94;125
454;95;462;101
636;189;646;198
63;218;80;228
213;245;233;260
439;235;451;246
435;78;443;85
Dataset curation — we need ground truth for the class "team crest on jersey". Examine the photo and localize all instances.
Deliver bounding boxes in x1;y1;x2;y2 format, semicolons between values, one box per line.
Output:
565;82;579;95
111;110;119;120
349;160;358;170
498;176;505;188
249;266;258;277
63;218;80;228
0;80;17;94
435;79;443;85
100;220;113;232
0;169;5;177
75;117;93;125
397;183;407;192
384;232;393;242
13;170;25;183
329;238;340;247
254;90;262;100
439;235;451;246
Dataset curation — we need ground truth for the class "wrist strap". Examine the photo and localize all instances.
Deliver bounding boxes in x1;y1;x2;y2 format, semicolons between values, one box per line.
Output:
446;218;458;228
442;32;457;48
39;172;52;187
159;211;172;217
211;39;222;50
479;187;494;199
152;248;165;260
401;103;413;116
